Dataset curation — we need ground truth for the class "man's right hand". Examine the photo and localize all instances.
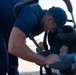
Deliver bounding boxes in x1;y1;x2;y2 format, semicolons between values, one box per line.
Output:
45;54;61;64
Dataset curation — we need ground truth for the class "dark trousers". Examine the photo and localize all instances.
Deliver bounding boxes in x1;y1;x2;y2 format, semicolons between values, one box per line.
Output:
8;54;19;75
0;27;19;75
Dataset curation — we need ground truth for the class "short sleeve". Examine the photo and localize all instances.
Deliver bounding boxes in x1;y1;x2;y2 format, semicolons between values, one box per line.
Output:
14;18;31;37
13;4;43;37
13;5;39;37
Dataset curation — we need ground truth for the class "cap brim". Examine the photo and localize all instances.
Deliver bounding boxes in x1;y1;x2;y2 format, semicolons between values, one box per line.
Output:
57;25;62;35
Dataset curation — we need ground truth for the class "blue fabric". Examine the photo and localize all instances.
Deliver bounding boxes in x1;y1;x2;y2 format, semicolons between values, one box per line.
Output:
8;54;19;75
0;33;8;74
0;0;45;36
14;4;45;37
74;55;76;62
0;0;21;32
59;53;70;60
0;0;20;74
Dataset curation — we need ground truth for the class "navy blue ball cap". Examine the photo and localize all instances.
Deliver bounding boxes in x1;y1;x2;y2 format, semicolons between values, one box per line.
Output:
49;6;67;34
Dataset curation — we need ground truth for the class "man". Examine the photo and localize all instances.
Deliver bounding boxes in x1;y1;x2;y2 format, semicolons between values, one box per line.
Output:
0;0;34;75
0;0;67;75
9;0;68;67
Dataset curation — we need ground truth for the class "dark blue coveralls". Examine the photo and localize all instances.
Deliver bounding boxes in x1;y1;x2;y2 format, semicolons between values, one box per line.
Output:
0;0;44;74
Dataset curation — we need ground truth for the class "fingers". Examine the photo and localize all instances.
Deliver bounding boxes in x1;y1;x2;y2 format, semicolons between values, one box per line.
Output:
45;54;61;64
47;54;60;59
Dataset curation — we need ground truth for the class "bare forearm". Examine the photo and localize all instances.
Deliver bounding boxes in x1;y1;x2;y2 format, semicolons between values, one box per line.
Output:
8;27;60;65
9;42;46;64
